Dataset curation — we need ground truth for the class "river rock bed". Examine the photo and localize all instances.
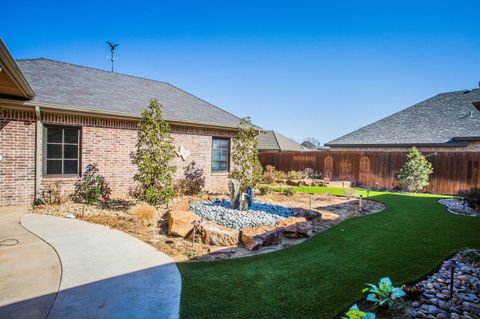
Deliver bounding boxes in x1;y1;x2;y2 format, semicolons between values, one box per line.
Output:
189;200;293;230
408;254;480;319
438;198;479;217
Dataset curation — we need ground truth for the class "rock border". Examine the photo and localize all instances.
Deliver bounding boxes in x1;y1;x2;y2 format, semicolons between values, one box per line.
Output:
438;198;480;217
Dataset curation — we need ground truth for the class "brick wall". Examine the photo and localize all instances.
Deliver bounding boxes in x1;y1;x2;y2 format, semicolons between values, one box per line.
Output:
0;114;36;206
1;107;236;206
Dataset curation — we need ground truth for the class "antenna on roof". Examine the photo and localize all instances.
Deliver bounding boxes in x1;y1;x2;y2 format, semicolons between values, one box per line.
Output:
106;41;119;72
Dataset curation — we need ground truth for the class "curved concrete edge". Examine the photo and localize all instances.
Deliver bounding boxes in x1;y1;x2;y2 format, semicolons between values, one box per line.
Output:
0;207;61;319
21;213;182;319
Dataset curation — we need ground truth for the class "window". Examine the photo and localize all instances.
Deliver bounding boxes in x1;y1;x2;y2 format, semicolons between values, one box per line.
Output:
212;138;230;172
44;126;80;176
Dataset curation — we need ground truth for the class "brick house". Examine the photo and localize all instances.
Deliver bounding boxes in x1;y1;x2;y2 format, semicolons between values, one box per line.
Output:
0;39;241;206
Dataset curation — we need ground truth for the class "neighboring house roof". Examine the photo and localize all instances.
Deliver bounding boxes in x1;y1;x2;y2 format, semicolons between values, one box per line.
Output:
326;89;480;147
14;58;242;129
258;130;308;151
301;140;318;150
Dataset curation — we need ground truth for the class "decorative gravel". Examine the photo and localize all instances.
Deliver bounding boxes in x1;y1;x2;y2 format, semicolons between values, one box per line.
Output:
408;254;480;319
438;198;480;217
189;200;293;230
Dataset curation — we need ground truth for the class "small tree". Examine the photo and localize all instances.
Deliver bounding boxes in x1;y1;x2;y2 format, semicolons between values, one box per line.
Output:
397;147;433;192
131;98;177;205
229;117;263;191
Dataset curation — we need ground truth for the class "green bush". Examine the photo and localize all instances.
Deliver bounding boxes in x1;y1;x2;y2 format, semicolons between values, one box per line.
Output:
458;187;480;211
258;186;271;195
397;147;433;192
283;187;296;196
72;163;111;204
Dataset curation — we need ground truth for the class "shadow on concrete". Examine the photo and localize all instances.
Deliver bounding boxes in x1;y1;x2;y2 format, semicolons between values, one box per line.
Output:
0;263;180;319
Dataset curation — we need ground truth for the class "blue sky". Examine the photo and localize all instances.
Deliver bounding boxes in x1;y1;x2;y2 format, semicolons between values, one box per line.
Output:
2;0;479;144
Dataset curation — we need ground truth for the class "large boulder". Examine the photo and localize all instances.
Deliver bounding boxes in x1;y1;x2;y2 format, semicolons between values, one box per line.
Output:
276;217;313;238
241;226;281;251
168;210;200;237
195;221;240;246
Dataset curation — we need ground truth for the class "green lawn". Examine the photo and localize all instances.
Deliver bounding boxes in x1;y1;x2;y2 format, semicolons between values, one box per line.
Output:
177;187;480;319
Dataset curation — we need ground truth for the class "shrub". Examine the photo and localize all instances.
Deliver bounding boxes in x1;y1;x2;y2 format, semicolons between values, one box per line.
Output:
176;161;205;195
458;187;480;211
258;185;271;195
264;165;276;173
73;163;111;204
343;304;376;319
283;187;296;196
362;277;405;308
344;188;357;199
303;168;322;179
131;98;177;205
287;170;304;181
459;248;480;267
129;203;157;226
230;117;263;191
262;172;276;184
397;147;433;192
43;181;63;205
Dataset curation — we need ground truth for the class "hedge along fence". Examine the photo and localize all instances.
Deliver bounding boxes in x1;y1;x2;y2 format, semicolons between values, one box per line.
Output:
258;151;480;195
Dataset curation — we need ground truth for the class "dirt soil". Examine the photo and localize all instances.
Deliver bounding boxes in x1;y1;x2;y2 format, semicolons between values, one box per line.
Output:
32;193;384;262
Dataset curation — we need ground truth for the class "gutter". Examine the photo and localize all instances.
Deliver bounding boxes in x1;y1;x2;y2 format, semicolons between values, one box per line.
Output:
0;98;242;132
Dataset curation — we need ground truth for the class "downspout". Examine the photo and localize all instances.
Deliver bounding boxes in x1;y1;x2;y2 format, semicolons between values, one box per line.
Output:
34;106;42;201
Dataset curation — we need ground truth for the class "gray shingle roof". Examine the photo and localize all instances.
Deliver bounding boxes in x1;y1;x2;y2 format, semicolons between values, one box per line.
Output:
16;58;241;128
258;130;308;151
326;89;480;146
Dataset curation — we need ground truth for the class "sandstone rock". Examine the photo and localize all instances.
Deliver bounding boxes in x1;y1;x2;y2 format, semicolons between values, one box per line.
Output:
168;210;200;237
170;199;190;212
290;208;322;224
275;217;313;238
241;226;280;251
195;221;239;246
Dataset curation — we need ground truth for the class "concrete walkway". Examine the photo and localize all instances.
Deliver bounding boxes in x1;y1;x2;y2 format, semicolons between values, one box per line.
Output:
1;209;181;319
0;207;61;319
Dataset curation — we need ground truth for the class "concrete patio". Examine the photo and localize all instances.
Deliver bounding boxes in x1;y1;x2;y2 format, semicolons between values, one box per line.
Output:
0;207;181;319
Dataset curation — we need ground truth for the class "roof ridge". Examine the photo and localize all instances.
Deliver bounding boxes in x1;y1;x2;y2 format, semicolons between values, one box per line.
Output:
271;131;282;150
16;57;173;86
17;57;242;122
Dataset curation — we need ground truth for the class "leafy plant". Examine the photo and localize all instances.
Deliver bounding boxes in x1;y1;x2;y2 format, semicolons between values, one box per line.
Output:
131;98;177;205
397;147;433;192
42;181;63;205
258;185;271;195
362;277;406;308
458;187;480;211
176;161;205;195
402;284;423;300
230;117;263;191
73;163;111;204
283;187;296;196
459;248;480;267
343;304;376;319
304;168;322;179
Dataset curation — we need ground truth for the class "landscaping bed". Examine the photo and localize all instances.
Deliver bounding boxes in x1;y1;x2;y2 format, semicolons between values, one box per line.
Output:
31;188;384;262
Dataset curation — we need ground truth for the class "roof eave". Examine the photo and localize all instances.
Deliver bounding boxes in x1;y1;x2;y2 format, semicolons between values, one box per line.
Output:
0;39;35;99
0;98;240;131
325;141;470;147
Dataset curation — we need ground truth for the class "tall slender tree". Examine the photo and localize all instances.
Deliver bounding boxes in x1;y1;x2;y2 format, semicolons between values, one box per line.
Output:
229;117;262;191
131;98;177;204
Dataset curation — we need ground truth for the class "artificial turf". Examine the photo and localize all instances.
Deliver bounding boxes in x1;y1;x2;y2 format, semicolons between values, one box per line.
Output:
177;187;480;319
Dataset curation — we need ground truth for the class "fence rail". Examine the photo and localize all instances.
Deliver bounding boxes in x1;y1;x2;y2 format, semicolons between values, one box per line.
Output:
258;151;480;195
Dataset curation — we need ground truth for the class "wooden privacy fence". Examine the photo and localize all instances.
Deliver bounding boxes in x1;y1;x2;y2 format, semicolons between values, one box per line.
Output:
258;151;480;195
